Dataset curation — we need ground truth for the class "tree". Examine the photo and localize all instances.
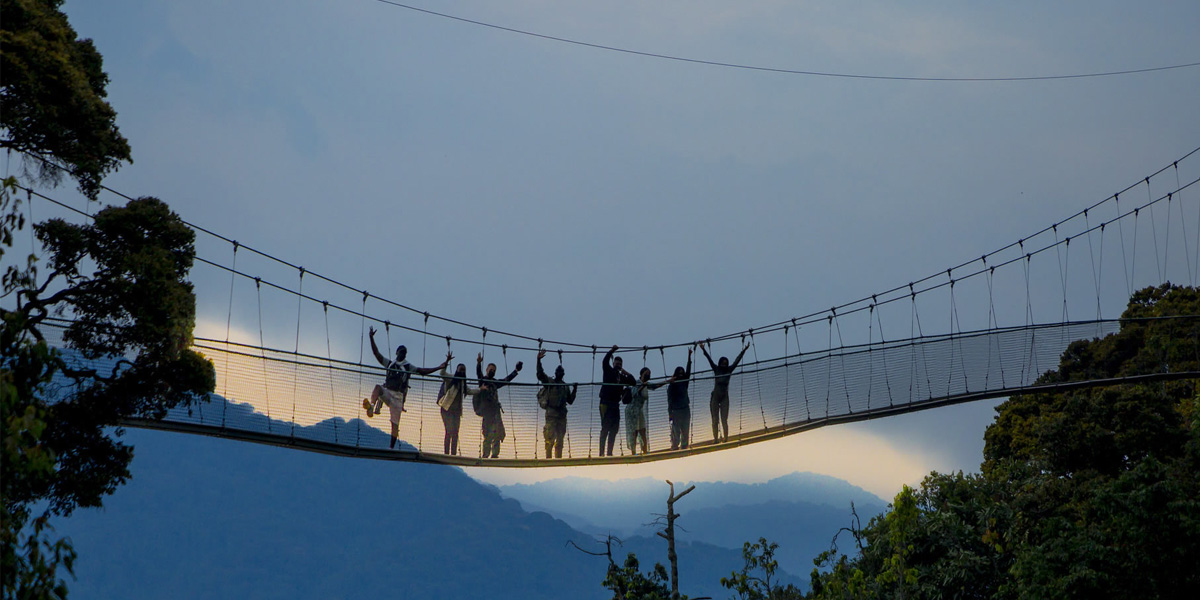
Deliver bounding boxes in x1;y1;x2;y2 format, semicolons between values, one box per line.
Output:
722;538;804;600
806;285;1200;599
1;0;132;200
572;535;677;600
2;2;213;597
2;184;216;597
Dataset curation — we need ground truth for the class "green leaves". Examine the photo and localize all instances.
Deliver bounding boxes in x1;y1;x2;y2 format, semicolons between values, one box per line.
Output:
806;286;1200;599
1;0;132;199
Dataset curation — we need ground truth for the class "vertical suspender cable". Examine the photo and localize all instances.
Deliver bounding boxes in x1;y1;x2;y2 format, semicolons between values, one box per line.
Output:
222;242;238;428
832;313;851;412
419;313;428;454
874;298;894;407
324;302;338;443
291;268;304;439
589;346;596;459
502;345;514;459
1116;194;1132;296
256;278;272;434
792;324;810;421
750;331;766;431
357;292;367;447
782;327;790;425
1148;179;1163;281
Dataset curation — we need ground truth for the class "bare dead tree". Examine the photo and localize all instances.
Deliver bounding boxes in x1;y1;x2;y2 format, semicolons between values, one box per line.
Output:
656;479;695;600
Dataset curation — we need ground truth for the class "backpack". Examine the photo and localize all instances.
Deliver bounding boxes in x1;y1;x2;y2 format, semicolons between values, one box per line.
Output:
472;393;484;417
538;385;562;410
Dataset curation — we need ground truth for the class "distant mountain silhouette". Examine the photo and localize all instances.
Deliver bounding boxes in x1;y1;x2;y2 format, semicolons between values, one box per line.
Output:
53;398;801;599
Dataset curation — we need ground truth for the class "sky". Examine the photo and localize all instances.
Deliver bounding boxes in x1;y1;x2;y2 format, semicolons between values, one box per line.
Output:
20;0;1200;499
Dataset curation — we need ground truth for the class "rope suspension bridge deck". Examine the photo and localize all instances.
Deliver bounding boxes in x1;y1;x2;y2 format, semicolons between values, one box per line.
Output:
24;146;1200;467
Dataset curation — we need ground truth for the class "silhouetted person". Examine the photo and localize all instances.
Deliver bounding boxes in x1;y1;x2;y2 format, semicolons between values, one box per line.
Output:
474;353;522;458
436;357;480;455
627;367;673;455
536;350;577;458
700;341;749;444
364;327;448;449
667;348;693;450
599;345;636;457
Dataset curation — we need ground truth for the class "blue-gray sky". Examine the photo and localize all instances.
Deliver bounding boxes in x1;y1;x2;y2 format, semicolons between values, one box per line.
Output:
28;0;1200;497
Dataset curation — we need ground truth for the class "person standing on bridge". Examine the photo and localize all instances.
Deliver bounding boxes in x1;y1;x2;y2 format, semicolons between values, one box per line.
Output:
667;348;693;450
363;327;449;449
474;353;523;458
627;367;674;456
536;350;577;458
436;358;481;456
599;345;636;457
700;341;749;444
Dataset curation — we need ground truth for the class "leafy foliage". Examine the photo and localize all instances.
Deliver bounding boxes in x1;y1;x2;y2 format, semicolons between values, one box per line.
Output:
722;537;804;600
806;285;1200;599
1;0;132;199
604;552;676;600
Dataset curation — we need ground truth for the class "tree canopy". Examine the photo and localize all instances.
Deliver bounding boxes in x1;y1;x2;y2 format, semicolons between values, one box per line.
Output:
1;0;132;199
2;2;211;597
806;284;1200;600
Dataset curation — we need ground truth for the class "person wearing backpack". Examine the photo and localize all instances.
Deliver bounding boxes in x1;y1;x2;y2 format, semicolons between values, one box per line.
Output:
436;358;481;456
536;350;577;458
626;367;675;456
362;327;449;449
666;348;693;450
474;353;523;458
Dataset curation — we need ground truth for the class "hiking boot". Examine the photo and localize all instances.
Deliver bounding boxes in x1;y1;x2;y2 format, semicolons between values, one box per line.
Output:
362;398;373;417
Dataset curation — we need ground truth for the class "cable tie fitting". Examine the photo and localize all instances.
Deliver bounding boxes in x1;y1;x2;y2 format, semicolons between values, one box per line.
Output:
423;312;429;323
232;241;239;251
299;267;305;277
362;290;369;301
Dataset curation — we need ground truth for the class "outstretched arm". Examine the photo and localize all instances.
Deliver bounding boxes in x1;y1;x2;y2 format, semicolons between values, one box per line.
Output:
476;353;485;381
731;344;750;369
536;350;550;384
566;384;578;405
416;351;452;376
699;342;716;370
368;327;388;367
603;345;616;371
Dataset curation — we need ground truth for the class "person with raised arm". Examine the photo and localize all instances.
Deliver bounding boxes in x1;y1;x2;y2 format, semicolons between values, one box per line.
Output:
598;345;636;457
666;348;693;450
536;350;577;459
363;327;449;449
699;341;749;444
626;367;674;455
436;355;481;456
473;352;523;458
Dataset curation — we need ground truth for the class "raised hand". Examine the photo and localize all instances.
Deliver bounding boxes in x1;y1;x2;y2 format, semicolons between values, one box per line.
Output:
537;349;547;361
476;352;483;363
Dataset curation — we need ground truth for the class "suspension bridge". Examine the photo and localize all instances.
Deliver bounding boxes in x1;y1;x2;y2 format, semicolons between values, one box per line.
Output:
25;148;1200;467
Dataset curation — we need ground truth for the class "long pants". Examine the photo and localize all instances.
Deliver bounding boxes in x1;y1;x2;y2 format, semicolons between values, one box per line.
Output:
670;408;690;450
441;410;461;455
710;389;730;442
544;416;567;458
598;403;619;456
482;415;505;458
